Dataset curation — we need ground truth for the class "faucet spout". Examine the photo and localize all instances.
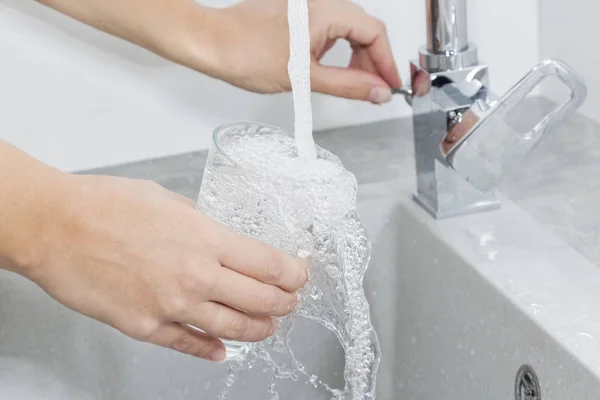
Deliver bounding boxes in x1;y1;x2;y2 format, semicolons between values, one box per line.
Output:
426;0;468;54
406;1;587;219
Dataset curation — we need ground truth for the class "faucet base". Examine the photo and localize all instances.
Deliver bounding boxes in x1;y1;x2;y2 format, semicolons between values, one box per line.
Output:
412;192;500;219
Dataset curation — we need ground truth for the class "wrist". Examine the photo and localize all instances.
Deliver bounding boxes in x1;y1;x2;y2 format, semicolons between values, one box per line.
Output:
0;145;73;279
163;4;230;81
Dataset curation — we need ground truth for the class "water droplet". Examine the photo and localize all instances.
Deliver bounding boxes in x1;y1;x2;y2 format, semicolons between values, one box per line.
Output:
530;303;544;315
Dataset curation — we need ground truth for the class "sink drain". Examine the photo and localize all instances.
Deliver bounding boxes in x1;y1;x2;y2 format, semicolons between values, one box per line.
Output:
515;365;541;400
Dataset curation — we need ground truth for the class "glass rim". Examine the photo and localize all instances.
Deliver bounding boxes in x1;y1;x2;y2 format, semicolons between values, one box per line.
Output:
205;120;356;202
208;120;328;183
211;120;292;165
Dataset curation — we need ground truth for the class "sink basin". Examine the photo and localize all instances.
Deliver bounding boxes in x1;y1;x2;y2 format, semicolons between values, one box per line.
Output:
362;181;600;399
3;112;600;399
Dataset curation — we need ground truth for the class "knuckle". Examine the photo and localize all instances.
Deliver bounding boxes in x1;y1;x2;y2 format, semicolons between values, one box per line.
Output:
226;314;249;340
125;318;161;342
334;85;362;100
170;332;194;354
262;253;285;283
369;17;386;33
196;269;219;296
163;295;187;317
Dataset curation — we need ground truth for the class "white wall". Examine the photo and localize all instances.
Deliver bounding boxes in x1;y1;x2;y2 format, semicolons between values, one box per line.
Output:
539;0;598;122
0;0;539;172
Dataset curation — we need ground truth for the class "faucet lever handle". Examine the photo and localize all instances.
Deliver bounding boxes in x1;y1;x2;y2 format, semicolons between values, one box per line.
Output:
445;59;587;193
392;87;414;106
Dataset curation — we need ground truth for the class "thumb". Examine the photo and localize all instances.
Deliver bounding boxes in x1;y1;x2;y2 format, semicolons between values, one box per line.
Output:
311;64;393;104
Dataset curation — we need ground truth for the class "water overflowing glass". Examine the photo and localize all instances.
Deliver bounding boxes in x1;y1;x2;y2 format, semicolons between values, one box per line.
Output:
196;122;380;399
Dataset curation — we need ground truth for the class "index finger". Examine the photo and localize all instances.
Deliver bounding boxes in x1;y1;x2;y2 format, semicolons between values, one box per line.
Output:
216;230;308;292
342;11;402;89
365;32;402;89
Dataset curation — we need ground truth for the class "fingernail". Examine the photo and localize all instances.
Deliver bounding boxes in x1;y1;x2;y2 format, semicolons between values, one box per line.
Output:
269;319;279;336
287;298;297;312
297;258;309;285
416;87;428;97
210;348;226;362
369;87;392;104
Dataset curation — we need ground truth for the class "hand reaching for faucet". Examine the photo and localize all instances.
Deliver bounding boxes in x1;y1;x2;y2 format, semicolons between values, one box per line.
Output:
37;0;402;104
0;141;307;362
211;0;402;104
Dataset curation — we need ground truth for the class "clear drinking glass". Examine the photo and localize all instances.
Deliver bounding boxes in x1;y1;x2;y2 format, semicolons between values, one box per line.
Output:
194;121;318;360
194;122;379;400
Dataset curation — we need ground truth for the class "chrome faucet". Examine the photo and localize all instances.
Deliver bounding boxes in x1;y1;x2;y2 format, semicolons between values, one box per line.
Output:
399;0;587;219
